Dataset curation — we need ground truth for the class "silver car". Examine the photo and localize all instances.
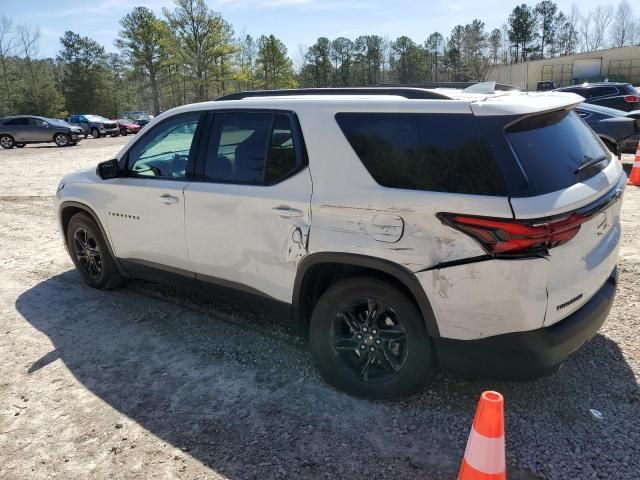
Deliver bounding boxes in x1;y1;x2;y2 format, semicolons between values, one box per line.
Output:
0;115;84;149
67;114;120;138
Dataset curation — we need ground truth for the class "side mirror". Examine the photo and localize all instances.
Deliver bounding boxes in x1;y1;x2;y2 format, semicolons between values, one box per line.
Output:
96;159;119;180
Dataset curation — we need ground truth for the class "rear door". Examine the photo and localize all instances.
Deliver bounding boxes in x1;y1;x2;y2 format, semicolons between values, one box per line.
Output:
184;110;312;303
3;117;29;141
506;109;624;326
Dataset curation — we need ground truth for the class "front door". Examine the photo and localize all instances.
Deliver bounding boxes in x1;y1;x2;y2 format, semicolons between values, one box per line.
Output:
27;117;51;141
184;111;312;303
103;112;203;272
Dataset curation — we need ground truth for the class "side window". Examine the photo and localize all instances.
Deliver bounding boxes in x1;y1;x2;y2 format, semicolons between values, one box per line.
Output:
127;113;201;180
6;118;29;126
335;113;506;196
266;114;298;184
204;112;301;185
587;87;617;98
79;116;87;122
28;118;46;126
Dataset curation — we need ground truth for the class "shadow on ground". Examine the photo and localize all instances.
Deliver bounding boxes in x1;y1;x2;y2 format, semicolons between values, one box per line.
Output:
15;271;639;479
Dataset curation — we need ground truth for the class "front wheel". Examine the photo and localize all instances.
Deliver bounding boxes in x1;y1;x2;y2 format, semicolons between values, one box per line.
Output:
66;213;123;289
309;277;435;399
54;133;70;147
0;134;15;149
91;128;100;139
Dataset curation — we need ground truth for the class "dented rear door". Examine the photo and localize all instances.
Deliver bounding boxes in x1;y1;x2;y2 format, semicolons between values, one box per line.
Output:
183;110;312;303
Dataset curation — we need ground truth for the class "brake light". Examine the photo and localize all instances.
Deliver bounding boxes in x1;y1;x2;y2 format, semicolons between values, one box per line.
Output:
624;95;640;103
438;213;586;255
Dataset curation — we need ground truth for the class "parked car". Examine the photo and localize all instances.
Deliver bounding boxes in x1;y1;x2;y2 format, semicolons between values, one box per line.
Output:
575;103;640;156
553;82;640;111
67;115;119;138
536;80;558;91
116;119;141;136
0;115;84;149
134;118;150;128
55;86;625;399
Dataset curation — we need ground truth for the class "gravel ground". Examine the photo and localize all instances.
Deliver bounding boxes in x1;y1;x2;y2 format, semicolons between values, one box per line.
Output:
0;137;639;479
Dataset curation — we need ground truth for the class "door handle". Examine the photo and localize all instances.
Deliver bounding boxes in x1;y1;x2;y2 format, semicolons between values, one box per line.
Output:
272;206;304;218
159;194;179;205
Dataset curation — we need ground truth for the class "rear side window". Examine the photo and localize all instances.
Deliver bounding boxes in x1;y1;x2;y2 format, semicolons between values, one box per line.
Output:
335;113;505;196
204;112;302;185
506;110;610;193
4;118;29;126
587;87;617;98
620;84;638;95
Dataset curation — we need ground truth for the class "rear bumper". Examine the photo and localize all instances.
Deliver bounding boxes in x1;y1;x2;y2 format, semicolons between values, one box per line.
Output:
433;267;617;380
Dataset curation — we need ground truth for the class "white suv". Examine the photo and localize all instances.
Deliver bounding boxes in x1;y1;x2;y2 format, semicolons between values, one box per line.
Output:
55;85;625;399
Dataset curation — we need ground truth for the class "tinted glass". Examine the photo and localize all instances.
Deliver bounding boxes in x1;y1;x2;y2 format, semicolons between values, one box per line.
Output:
5;118;29;126
587;87;617;98
28;118;47;126
205;112;272;184
621;84;638;95
265;114;298;183
128;113;200;179
335;113;505;196
507;110;610;193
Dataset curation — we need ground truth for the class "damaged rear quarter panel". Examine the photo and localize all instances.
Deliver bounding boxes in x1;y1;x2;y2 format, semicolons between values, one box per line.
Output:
416;258;549;340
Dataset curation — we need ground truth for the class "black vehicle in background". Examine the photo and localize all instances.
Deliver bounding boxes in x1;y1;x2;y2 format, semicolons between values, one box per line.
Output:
536;80;558;91
553;82;640;112
575;103;640;156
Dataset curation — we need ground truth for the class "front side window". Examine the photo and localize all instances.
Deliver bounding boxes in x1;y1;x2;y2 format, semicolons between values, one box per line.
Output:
28;118;47;127
204;112;300;185
336;113;506;196
127;113;201;180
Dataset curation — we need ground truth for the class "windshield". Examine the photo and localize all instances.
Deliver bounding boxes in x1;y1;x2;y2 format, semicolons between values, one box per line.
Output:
85;115;109;122
47;118;72;127
507;110;610;194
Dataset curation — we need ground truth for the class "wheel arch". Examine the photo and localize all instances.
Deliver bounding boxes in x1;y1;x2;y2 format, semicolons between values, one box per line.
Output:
59;201;119;264
292;252;440;338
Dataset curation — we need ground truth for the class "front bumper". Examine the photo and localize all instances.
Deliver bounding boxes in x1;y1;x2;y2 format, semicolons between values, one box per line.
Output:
433;267;617;380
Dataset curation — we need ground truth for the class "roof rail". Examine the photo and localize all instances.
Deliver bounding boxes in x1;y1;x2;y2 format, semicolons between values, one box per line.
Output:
377;82;520;91
215;87;453;101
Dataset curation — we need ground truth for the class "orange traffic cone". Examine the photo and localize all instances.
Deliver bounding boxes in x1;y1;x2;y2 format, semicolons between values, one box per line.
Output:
628;143;640;186
458;391;506;480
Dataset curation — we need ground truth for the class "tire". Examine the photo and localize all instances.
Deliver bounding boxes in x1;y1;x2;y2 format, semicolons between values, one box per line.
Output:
0;134;15;149
84;133;88;139
309;277;435;399
66;213;123;289
54;133;70;147
91;128;100;139
15;143;26;148
121;130;127;136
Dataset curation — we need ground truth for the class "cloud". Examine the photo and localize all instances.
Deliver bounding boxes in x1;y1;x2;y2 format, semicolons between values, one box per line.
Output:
209;0;372;11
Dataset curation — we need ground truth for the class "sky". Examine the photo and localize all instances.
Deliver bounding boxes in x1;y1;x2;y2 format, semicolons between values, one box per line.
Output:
1;0;617;63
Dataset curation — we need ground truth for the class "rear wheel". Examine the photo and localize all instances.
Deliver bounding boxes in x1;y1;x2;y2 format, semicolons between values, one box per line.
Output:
54;133;69;147
0;134;14;149
309;277;434;399
66;213;123;289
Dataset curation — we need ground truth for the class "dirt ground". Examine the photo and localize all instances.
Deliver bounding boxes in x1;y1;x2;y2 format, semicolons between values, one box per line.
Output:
0;136;639;479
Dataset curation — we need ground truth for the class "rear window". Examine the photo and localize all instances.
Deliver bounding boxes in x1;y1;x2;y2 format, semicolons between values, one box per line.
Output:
335;113;506;196
507;110;610;193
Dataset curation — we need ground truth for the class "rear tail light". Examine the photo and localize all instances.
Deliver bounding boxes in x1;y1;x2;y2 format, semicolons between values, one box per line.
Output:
437;213;586;255
623;95;640;103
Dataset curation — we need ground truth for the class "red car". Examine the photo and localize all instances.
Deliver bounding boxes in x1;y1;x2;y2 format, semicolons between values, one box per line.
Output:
116;119;141;136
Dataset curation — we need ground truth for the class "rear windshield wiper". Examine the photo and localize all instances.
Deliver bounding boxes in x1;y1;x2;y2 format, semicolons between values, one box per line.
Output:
575;155;609;174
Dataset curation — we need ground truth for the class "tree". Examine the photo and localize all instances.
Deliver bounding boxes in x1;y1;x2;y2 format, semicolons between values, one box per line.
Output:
305;37;332;87
488;29;502;64
331;37;354;86
0;16;17;115
592;6;615;50
57;31;108;114
256;34;296;89
425;32;444;79
610;0;635;47
163;0;235;101
535;0;558;57
508;4;538;62
117;7;169;115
